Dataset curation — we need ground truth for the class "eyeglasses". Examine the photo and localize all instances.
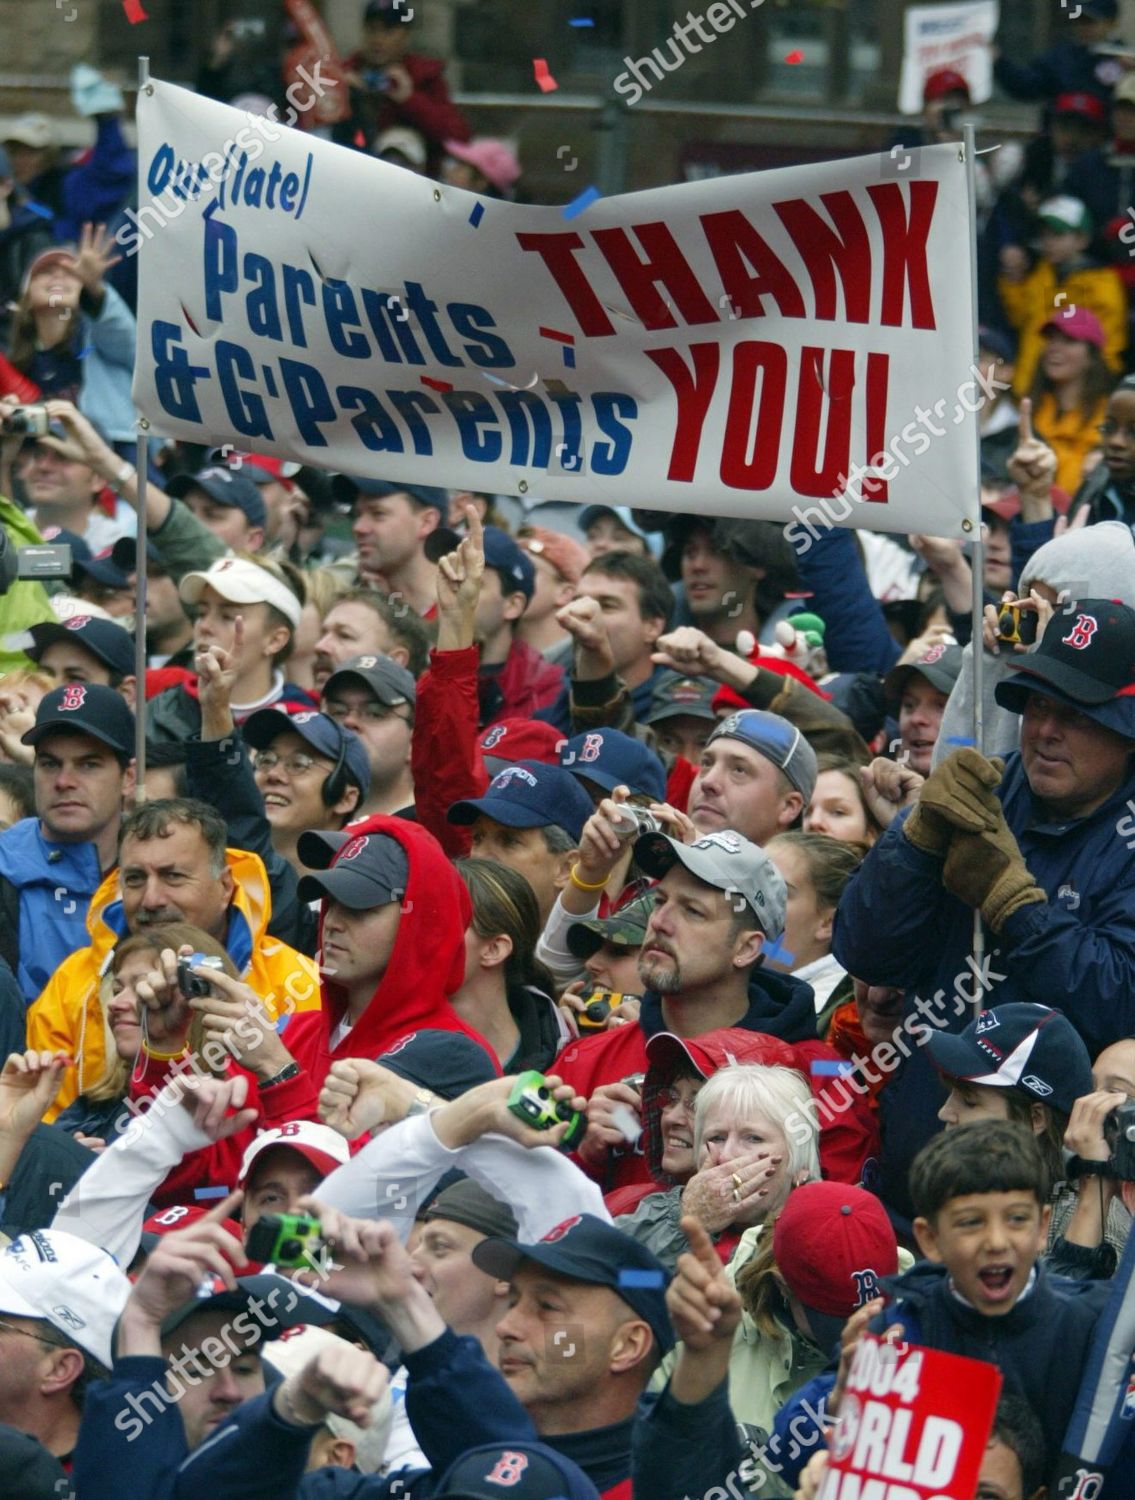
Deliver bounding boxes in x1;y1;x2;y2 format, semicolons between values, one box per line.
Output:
0;1317;68;1349
324;701;412;726
252;750;322;776
1097;420;1135;441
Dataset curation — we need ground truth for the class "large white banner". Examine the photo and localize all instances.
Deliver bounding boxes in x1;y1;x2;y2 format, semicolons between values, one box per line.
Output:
898;1;1000;115
132;81;982;540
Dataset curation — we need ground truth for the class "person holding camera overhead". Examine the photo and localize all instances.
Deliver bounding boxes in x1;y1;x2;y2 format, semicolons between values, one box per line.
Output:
835;599;1135;1231
341;0;470;171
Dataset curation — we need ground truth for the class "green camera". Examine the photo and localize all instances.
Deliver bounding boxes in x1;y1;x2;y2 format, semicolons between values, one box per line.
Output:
244;1211;324;1269
507;1070;587;1151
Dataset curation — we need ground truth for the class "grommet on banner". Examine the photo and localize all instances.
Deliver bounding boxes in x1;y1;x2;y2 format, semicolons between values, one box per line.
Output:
433;188;441;203
961;518;973;532
138;417;151;430
145;84;154;95
518;480;528;493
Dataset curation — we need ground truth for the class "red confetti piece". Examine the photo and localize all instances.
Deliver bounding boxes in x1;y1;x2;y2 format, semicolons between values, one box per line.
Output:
784;49;804;63
538;326;575;345
122;0;149;21
533;58;558;93
421;376;454;392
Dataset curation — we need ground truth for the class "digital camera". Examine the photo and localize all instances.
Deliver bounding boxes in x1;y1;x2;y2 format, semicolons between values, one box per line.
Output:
1104;1100;1135;1180
1;405;50;438
611;806;661;838
176;952;226;999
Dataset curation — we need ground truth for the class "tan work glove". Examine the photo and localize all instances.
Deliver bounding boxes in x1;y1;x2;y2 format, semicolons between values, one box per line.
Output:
943;813;1047;931
904;748;1005;856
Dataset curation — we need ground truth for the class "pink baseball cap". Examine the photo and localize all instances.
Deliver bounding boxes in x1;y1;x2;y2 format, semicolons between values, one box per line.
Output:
1040;305;1106;348
444;137;521;194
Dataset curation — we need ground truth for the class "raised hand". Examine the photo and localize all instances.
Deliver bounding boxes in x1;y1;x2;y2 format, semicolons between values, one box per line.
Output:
0;1050;72;1140
70;221;122;292
667;1216;742;1348
318;1058;424;1137
1006;398;1057;498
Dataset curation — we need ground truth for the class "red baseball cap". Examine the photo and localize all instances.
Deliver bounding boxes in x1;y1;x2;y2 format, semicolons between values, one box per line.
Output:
237;1121;350;1185
773;1181;898;1349
982;484;1072;522
478;718;564;775
1040;305;1106;348
138;1205;245;1270
923;68;970;104
1053;91;1107;124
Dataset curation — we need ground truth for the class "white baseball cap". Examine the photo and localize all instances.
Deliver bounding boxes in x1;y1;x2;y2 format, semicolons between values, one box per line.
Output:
180;556;302;628
0;1230;130;1368
238;1121;350;1186
265;1324;392;1471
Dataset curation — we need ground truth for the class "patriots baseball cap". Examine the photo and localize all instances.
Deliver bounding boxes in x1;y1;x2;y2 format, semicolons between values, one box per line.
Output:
161;1271;339;1341
425;525;536;601
333;475;447;512
635;828;787;938
378;1029;498;1098
707;710;818;802
473;1215;673;1353
27;614;135;679
296;827;411;909
560;728;666;802
0;1229;130;1368
642;670;718;726
884;642;964;704
566;889;654;961
167;465;268;531
995;599;1135;734
242;708;371;799
478;718;564;775
926;1002;1093;1115
22;682;135;758
448;760;593;841
180;556;302;628
773;1182;899;1355
322;653;417;708
238;1120;351;1186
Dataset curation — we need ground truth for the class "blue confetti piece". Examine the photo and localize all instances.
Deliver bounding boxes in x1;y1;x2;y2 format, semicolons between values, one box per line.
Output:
469;201;485;227
194;1185;229;1200
563;345;576;368
618;1269;666;1289
762;933;795;966
563;185;601;220
810;1059;855;1077
945;736;975;746
569;16;595;24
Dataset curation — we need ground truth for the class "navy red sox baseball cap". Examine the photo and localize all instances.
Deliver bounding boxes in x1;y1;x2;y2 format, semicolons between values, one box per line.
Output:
448;761;593;841
167;465;267;531
926;1002;1092;1115
378;1029;498;1098
996;599;1135;735
28;614;135;680
296;828;410;909
242;708;371;799
559;728;667;802
472;1214;673;1352
434;1443;599;1500
22;682;135;758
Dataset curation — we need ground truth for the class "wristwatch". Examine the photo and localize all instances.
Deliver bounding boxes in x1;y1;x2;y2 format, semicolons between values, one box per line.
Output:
405;1087;435;1117
259;1061;301;1090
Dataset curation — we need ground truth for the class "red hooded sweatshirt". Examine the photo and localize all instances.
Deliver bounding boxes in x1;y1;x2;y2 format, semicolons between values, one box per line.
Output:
284;815;499;1089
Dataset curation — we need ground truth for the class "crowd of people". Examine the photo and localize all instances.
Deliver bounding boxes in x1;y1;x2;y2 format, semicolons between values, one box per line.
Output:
1;2;1135;1499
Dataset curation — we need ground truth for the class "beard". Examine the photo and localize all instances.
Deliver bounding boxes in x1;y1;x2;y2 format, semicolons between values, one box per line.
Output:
638;953;681;993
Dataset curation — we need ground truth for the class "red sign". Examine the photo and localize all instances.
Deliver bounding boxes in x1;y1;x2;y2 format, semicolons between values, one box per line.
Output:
822;1336;1002;1500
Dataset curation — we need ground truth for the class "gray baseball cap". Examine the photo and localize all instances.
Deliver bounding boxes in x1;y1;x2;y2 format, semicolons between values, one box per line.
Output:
322;653;417;707
634;828;787;939
707;709;818;802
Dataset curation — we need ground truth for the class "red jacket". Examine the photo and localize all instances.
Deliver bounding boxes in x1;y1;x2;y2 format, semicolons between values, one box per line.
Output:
284;815;499;1090
345;50;470;159
555;1012;878;1195
481;637;564;729
413;646;487;860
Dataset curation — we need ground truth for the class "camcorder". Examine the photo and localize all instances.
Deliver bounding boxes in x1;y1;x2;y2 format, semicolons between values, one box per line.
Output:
997;604;1039;647
507;1070;587;1151
176;952;226;999
245;1212;325;1269
0;531;72;597
1104;1101;1135;1179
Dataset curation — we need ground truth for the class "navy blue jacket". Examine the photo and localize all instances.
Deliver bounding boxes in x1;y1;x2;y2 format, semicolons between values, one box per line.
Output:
832;753;1135;1221
994;40;1116;105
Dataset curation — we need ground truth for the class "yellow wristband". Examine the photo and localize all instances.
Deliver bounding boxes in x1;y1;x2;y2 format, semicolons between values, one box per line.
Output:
142;1043;187;1062
569;865;609;893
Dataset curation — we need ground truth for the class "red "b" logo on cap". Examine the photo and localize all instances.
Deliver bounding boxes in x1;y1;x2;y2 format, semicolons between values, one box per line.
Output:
59;684;87;711
484;1453;529;1487
1062;615;1098;650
